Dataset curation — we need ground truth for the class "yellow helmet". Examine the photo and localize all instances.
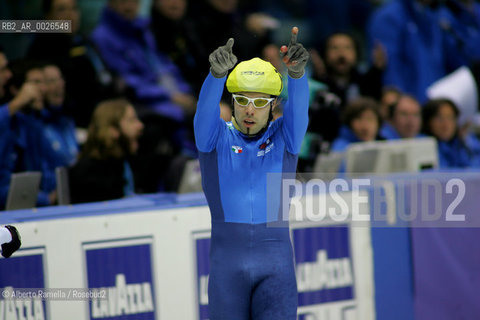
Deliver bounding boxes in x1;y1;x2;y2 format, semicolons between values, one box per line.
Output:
226;57;283;96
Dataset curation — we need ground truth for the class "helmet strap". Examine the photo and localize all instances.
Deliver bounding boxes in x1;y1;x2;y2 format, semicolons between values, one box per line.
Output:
267;104;273;123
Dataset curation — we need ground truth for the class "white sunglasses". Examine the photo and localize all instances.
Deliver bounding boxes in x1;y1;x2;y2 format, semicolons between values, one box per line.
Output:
232;94;275;109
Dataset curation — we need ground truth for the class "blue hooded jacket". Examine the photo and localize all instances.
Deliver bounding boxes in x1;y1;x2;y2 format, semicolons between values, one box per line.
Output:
367;0;462;102
91;7;192;121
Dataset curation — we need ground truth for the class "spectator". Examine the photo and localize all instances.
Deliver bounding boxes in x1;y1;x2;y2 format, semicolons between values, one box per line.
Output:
331;97;384;152
367;0;463;103
6;61;78;169
0;58;57;208
312;32;385;106
188;0;276;67
41;62;79;167
91;0;198;193
150;0;206;94
28;0;121;128
69;99;144;203
309;32;386;144
91;0;196;122
422;98;480;168
381;93;423;139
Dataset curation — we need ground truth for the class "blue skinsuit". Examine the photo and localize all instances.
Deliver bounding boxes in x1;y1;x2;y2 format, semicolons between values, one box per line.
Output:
194;72;309;319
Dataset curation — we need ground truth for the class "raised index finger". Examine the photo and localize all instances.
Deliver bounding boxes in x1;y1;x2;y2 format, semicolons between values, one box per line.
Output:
225;38;234;53
289;27;298;46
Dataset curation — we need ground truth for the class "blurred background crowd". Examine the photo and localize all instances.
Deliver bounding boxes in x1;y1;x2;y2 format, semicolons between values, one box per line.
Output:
1;0;480;209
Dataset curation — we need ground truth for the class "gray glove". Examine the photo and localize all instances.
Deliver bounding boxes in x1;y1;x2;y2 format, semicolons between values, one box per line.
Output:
280;27;309;78
209;38;238;78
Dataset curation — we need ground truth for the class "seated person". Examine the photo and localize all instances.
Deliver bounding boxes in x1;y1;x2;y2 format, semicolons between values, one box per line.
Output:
41;62;78;167
380;93;423;140
91;0;199;192
0;59;58;208
69;98;144;203
28;0;120;128
422;98;480;168
150;0;206;95
91;0;196;122
331;96;384;152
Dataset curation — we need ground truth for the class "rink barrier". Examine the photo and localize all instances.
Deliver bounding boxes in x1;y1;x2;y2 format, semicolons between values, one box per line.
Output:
4;170;479;319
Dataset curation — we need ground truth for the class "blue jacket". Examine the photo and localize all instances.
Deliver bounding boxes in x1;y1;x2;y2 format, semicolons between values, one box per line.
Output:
437;134;480;169
0;105;59;209
438;0;480;65
91;7;192;121
41;106;78;168
367;0;462;102
194;73;309;224
330;126;361;152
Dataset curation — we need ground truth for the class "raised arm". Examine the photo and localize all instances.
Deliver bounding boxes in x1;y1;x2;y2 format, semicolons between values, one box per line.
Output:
194;39;237;152
280;27;310;154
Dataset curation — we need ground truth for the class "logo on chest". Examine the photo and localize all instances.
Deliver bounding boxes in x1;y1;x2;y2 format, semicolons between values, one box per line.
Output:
257;138;274;157
231;146;243;154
